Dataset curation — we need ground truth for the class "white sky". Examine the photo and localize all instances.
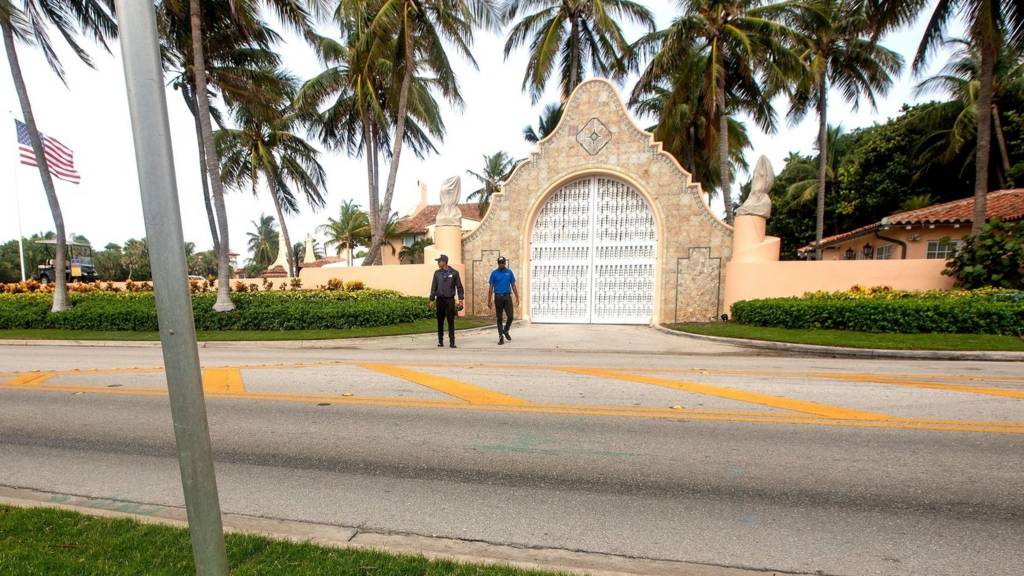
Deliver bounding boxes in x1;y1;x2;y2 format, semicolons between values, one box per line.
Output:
0;2;959;263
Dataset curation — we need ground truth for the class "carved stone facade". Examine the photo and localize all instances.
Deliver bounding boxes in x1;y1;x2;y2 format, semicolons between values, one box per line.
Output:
461;79;732;324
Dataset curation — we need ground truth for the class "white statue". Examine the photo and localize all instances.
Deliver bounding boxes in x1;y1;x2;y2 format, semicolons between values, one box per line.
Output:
302;233;316;264
269;229;291;276
436;175;462;226
736;155;774;219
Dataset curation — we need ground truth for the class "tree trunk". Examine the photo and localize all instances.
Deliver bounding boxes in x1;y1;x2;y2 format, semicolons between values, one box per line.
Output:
992;102;1014;188
347;243;353;268
972;30;996;234
269;191;294;277
716;47;732;223
364;12;415;266
361;109;380;261
568;16;579;100
2;19;68;312
815;86;828;260
182;87;220;255
191;0;235;310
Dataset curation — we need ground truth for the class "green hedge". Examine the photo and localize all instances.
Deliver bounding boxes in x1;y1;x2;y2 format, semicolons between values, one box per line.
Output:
0;290;434;331
730;290;1024;335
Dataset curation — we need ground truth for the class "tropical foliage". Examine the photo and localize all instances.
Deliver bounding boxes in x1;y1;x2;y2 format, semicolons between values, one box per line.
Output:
467;151;517;215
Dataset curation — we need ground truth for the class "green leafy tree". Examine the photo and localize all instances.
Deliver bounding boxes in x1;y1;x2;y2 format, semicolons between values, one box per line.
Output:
246;214;279;270
502;0;655;102
870;0;1024;233
188;250;219;278
944;219;1024;289
93;243;126;281
319;199;370;267
120;239;151;281
523;102;563;143
467;151;516;215
399;237;433;264
0;0;116;310
0;234;53;283
786;0;902;258
631;0;795;222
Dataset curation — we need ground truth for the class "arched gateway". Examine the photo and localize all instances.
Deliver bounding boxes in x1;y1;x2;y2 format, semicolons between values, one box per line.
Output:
461;79;733;324
530;176;657;324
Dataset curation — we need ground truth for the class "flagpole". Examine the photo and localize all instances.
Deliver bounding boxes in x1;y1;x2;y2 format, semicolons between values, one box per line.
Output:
10;112;26;281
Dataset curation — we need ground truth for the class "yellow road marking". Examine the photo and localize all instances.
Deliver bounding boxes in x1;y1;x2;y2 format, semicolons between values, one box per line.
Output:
804;373;1024;400
3;380;1023;435
3;371;55;386
565;368;892;421
361;364;530;405
201;368;245;394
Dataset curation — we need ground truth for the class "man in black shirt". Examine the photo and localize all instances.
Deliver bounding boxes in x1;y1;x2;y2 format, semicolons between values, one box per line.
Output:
429;254;465;348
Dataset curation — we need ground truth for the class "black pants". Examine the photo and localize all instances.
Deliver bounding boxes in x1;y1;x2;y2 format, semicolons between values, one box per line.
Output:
436;297;456;343
494;294;513;336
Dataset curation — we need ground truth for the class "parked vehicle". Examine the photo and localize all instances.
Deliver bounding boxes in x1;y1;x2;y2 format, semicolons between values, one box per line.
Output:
34;239;97;284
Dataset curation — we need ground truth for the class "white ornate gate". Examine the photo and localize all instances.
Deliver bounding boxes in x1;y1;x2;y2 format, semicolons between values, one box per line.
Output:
529;177;657;324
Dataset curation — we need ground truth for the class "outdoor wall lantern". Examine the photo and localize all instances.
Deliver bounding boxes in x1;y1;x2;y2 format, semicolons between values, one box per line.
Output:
862;243;874;259
845;248;856;260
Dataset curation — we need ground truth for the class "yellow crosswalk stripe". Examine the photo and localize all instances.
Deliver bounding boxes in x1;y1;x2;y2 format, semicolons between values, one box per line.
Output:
564;368;892;421
807;373;1024;400
201;368;245;394
361;364;530;405
3;372;56;387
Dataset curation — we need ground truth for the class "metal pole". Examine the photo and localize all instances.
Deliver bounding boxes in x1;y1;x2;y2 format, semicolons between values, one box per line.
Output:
112;1;229;574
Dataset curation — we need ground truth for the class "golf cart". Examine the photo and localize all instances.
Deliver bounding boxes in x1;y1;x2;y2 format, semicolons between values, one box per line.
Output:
34;239;97;284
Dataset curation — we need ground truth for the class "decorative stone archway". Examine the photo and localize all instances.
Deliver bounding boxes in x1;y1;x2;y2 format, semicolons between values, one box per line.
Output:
462;79;733;324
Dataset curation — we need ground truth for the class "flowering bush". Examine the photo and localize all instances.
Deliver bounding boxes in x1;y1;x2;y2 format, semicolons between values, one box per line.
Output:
0;289;427;331
732;288;1024;335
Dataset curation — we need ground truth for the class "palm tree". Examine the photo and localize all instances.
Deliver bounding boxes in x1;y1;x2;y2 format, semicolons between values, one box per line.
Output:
503;0;655;103
353;0;497;266
400;237;433;264
632;0;796;223
523;102;563;143
1;0;116;311
216;92;327;278
786;0;902;258
319;200;370;267
379;211;404;258
869;0;1024;233
914;36;1024;189
247;214;279;269
781;124;846;207
296;21;445;265
467;151;516;215
161;0;317;310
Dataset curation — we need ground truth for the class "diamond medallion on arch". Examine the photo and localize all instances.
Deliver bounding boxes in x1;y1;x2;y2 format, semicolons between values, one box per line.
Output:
576;118;611;155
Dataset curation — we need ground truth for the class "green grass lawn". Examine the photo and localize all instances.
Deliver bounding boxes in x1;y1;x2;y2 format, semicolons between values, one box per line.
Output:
0;505;556;576
670;323;1024;352
0;318;490;342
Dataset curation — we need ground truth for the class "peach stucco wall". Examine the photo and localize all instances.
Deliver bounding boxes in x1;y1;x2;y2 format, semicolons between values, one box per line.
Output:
723;259;954;312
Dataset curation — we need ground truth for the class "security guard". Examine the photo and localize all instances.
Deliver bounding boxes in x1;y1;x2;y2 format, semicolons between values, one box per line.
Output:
429;254;464;348
487;256;519;345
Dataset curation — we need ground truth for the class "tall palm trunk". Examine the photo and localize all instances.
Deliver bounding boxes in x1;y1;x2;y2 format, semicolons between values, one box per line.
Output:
269;192;294;277
361;110;379;257
815;86;828;260
568;16;579;99
716;48;732;223
971;32;996;234
2;19;67;312
365;15;415;266
992;103;1014;188
190;0;234;310
182;88;220;255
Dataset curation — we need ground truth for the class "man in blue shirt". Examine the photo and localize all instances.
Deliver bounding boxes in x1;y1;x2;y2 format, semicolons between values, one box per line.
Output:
487;256;519;345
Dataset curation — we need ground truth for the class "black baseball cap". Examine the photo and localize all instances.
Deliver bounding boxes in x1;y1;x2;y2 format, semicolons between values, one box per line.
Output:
435;254;449;262
497;256;507;263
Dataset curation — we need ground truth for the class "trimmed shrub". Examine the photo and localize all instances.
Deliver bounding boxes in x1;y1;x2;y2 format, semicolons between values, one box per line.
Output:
0;289;432;331
731;289;1024;335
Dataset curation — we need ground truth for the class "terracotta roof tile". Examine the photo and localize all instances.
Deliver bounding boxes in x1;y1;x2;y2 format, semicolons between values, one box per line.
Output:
804;189;1024;251
396;203;483;234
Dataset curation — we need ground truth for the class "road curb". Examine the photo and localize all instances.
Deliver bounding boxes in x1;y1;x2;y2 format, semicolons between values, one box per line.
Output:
0;485;777;576
0;321;513;350
655;325;1024;362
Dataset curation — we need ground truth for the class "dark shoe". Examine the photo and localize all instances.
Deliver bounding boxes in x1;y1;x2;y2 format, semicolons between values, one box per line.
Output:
498;338;504;345
437;341;444;348
449;342;457;348
503;331;512;341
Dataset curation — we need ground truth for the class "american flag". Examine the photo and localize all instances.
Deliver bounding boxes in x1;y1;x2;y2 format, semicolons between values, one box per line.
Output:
15;119;81;184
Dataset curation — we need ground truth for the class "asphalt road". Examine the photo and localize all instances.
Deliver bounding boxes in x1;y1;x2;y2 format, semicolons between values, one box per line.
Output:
1;325;1022;576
